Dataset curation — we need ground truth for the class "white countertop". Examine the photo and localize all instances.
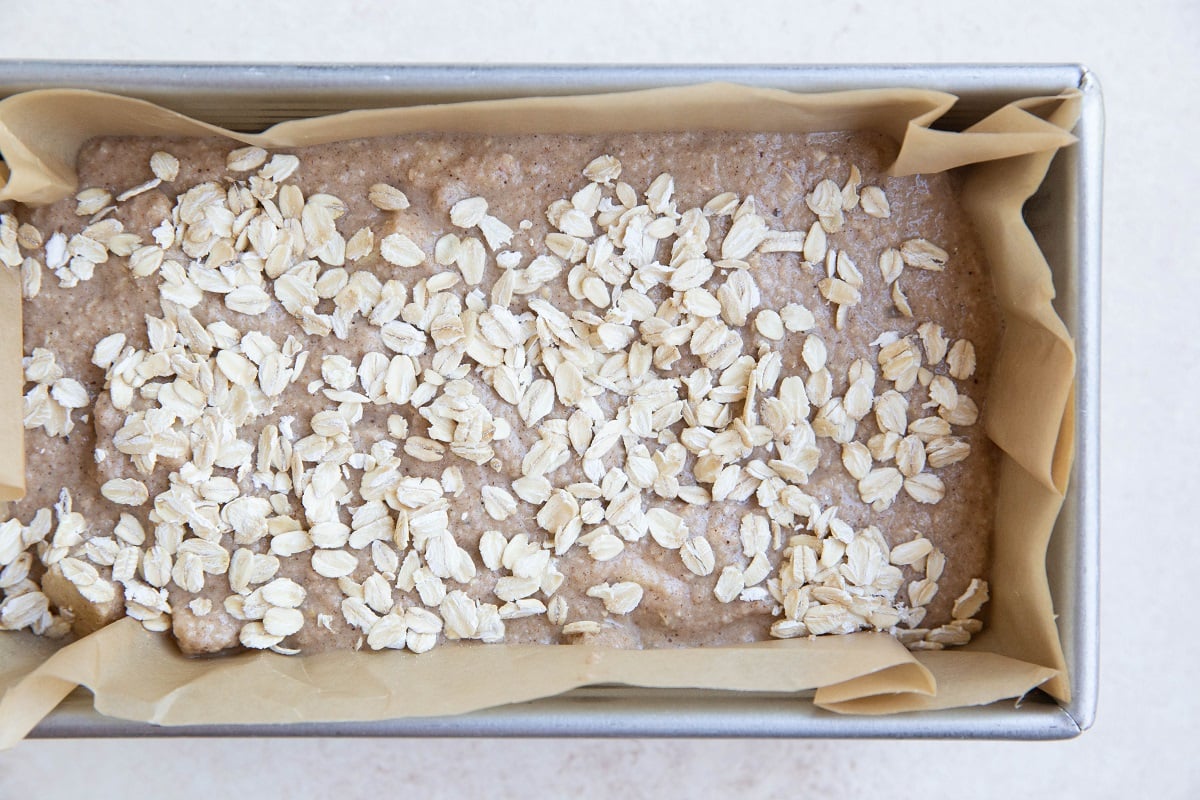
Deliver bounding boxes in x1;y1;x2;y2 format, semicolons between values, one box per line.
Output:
1;0;1197;796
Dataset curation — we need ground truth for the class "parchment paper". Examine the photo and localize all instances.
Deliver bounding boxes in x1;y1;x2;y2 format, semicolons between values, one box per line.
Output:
0;83;1080;746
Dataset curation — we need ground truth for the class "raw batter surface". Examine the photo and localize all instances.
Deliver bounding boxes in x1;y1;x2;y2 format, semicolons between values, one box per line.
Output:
0;130;997;655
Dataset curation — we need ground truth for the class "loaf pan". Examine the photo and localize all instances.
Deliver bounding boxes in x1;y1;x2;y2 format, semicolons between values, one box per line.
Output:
0;62;1102;739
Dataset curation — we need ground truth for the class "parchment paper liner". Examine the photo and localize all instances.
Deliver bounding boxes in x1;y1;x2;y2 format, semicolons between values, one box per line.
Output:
0;83;1079;745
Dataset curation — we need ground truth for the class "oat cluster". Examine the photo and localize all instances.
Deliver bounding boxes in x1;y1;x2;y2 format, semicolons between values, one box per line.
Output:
1;143;988;653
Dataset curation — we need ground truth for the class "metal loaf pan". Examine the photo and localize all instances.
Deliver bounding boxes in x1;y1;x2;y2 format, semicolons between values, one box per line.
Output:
0;63;1102;740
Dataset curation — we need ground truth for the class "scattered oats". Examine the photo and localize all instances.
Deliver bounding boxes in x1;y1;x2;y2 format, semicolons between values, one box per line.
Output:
896;434;927;477
481;486;518;521
405;436;445;463
780;303;815;333
878;338;922;392
858;467;903;511
312;550;358;579
587;581;643;615
107;232;140;257
9;143;994;654
263;606;305;637
807;178;843;218
556;207;595;238
908;579;939;608
341;597;381;633
239;621;283;650
770;620;808;639
583;155;622;185
904;472;946;504
150;151;179;182
17;222;43;250
841;165;862;210
646;507;689;549
386;414;409;440
802;221;827;264
547;595;568;626
434;233;462;267
128;245;164;277
58;557;106;603
890;537;934;566
900;239;949;271
939;394;979;427
358;573;393;614
259;153;300;183
840;442;872;480
513;475;553;505
216;349;257;387
929;375;958;411
833;255;863;293
380;321;427;356
369;183;411;211
740;513;770;558
478;215;514;251
925;549;947;583
450;197;489;228
891;280;913;317
680;536;715;577
495;249;521;270
21;257;42;299
360;612;404;650
75;188;112;216
177;539;231;575
927;436;971;468
92;333;126;369
802;335;827;372
805;605;852;635
380;233;426;267
116;178;161;202
587;532;625;562
952;578;990;619
499;599;546;620
479;530;507;571
947;339;977;380
227;146;269;172
225;285;271;315
100;478;148;506
917;322;949;366
0;524;24;568
518;379;555;426
346;227;374;261
819;277;860;307
703;192;738;217
742;553;770;587
320;355;356;392
860;185;891;218
721;212;768;260
926;625;971;646
806;367;833;407
878;248;904;285
713;566;745;604
843;378;874;421
261;577;306;608
50;378;89;409
754;310;785;341
270;527;312;561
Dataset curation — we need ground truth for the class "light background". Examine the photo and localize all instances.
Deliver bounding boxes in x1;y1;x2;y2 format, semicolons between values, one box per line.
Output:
0;1;1196;797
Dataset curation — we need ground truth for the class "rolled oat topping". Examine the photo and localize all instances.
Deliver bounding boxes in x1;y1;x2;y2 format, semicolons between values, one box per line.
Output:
1;131;996;655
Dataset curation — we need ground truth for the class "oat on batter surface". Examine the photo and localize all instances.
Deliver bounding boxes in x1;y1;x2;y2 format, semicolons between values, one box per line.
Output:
0;131;996;654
